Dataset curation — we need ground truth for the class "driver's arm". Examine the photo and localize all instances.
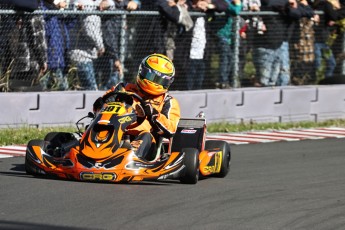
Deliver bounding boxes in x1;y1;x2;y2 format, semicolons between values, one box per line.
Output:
147;96;181;138
154;97;180;138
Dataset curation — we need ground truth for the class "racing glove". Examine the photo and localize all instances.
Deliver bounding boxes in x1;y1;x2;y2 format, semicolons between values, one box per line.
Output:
135;102;157;118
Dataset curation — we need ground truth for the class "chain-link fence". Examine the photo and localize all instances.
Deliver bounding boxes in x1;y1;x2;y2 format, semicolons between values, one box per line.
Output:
0;8;344;92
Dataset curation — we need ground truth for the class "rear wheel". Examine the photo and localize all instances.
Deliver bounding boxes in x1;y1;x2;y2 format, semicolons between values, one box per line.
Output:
179;148;199;184
205;140;231;178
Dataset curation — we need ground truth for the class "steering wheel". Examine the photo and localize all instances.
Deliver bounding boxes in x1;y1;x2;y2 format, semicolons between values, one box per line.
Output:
102;91;146;126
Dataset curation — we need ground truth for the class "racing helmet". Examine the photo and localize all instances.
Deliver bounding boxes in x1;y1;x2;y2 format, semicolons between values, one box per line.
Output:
136;53;175;96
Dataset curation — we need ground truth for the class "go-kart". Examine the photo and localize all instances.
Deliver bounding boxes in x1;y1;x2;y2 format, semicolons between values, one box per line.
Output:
25;91;231;184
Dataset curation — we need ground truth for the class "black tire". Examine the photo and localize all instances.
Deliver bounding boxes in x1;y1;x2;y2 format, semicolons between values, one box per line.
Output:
44;132;78;157
25;140;46;176
179;148;199;184
205;140;231;178
44;132;76;143
44;132;61;142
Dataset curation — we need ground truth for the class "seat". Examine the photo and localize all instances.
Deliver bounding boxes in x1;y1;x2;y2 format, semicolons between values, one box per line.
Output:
170;118;206;153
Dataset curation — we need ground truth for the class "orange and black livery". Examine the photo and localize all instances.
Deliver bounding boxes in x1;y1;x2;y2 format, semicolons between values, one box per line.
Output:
25;91;231;184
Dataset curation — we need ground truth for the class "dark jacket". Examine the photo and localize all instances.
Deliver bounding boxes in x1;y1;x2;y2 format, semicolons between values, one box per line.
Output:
0;0;38;11
153;0;180;54
313;0;345;43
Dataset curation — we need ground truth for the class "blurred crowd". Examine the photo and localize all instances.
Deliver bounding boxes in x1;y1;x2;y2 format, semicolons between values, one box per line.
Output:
1;0;345;92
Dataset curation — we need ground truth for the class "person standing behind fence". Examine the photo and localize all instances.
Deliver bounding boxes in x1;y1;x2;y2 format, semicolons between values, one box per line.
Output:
94;0;141;90
289;0;316;85
215;0;242;89
2;7;48;91
314;0;345;83
186;0;207;90
312;0;335;83
186;0;228;90
155;0;193;61
239;0;264;86
40;0;70;91
68;0;104;90
325;0;345;78
252;0;314;87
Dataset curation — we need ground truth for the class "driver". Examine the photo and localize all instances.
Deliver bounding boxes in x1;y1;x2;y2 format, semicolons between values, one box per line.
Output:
93;53;181;159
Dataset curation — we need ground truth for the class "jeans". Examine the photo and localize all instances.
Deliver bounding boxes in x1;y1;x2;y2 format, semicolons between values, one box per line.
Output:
76;61;97;90
219;39;232;84
39;68;68;91
187;59;205;90
253;42;290;86
314;42;336;78
276;42;290;86
95;57;121;90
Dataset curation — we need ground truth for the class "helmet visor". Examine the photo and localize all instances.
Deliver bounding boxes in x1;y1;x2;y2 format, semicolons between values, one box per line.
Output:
139;67;174;89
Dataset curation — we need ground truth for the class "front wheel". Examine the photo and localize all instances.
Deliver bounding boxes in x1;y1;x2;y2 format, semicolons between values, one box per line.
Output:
44;132;78;157
179;148;199;184
205;140;231;178
25;140;46;176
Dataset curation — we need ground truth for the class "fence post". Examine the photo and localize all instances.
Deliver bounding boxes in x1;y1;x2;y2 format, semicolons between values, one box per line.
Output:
120;13;127;82
232;16;241;88
341;33;345;75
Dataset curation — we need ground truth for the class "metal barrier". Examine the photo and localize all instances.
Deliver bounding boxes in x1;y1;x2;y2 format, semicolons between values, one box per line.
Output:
1;85;345;128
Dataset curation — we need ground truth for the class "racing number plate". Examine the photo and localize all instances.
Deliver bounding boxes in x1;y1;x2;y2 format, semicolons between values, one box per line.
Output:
101;102;126;115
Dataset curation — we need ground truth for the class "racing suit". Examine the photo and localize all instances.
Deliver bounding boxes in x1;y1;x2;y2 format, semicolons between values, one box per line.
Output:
93;82;181;159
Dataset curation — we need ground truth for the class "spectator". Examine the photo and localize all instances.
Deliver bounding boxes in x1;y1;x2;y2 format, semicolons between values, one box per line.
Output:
186;0;207;90
155;0;193;60
290;0;316;85
2;9;48;91
94;0;141;90
40;0;70;91
186;0;228;90
239;0;264;86
215;0;242;89
312;0;336;82
129;0;192;86
252;0;314;87
316;0;345;81
68;0;104;90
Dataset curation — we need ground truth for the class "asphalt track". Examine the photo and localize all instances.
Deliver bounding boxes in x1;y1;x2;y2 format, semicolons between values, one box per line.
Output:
0;138;344;230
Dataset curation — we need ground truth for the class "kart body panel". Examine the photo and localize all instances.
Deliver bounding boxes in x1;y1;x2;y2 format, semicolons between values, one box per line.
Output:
25;92;231;184
26;142;185;182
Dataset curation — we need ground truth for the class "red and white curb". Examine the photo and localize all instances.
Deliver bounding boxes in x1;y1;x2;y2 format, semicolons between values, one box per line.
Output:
207;127;345;144
0;145;27;158
1;127;345;158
